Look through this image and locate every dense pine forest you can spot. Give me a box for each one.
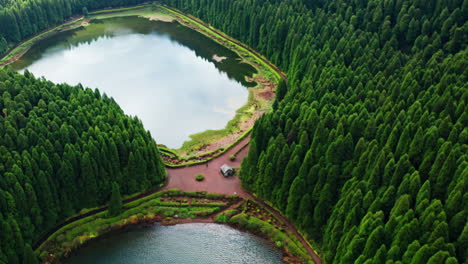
[160,0,467,263]
[0,68,166,263]
[0,0,150,56]
[0,0,467,263]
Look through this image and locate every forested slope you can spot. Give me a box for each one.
[161,0,467,263]
[0,0,149,56]
[0,0,466,263]
[0,68,166,263]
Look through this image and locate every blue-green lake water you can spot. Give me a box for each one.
[64,223,284,264]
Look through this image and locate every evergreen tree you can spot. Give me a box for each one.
[0,66,166,261]
[22,244,37,264]
[82,7,89,17]
[0,0,466,263]
[108,182,122,217]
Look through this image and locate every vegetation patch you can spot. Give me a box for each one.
[36,190,240,263]
[161,128,252,167]
[195,174,205,181]
[35,188,311,264]
[215,199,315,263]
[153,3,282,159]
[0,17,85,66]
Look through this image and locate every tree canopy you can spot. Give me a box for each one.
[160,0,467,263]
[0,0,466,263]
[0,0,149,55]
[0,67,166,263]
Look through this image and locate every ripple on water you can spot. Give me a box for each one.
[65,223,285,264]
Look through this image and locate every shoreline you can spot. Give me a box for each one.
[0,3,281,162]
[155,3,280,159]
[60,219,289,264]
[36,192,313,264]
[0,6,319,263]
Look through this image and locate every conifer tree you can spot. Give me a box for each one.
[108,182,122,217]
[22,244,37,264]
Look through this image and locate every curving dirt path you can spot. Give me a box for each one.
[254,198,322,264]
[35,135,321,263]
[164,136,322,264]
[163,136,251,197]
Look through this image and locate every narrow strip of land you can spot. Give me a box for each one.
[34,135,322,264]
[0,16,85,66]
[162,5,287,82]
[254,197,322,264]
[164,135,322,264]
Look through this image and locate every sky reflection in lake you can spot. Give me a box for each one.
[13,17,255,148]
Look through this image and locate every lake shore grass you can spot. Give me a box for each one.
[0,5,151,66]
[0,3,282,163]
[0,17,86,66]
[156,4,281,159]
[215,199,316,264]
[36,190,312,264]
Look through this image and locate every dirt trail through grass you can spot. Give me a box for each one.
[165,135,322,264]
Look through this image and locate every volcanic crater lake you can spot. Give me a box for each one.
[64,223,285,264]
[12,16,257,148]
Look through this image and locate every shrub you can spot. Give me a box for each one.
[229,155,236,161]
[194,208,217,217]
[196,174,205,181]
[215,213,229,223]
[276,241,283,248]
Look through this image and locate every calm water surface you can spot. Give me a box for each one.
[12,16,257,148]
[64,223,284,264]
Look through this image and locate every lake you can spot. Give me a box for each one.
[11,16,257,148]
[64,223,284,264]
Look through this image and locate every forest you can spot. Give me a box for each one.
[0,68,166,263]
[0,0,467,263]
[0,0,149,56]
[161,0,466,263]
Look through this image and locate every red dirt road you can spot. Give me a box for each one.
[163,136,251,197]
[163,135,322,264]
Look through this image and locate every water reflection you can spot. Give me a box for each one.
[65,223,284,264]
[12,17,257,148]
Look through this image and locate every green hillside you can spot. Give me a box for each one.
[0,68,166,263]
[0,0,466,263]
[160,0,467,263]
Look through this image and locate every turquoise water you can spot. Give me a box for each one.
[64,223,285,264]
[12,16,257,148]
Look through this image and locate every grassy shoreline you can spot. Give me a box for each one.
[155,4,280,159]
[0,17,85,66]
[0,3,281,162]
[36,190,314,264]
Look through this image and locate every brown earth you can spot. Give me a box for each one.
[163,136,251,197]
[163,135,322,264]
[258,84,275,100]
[191,111,262,155]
